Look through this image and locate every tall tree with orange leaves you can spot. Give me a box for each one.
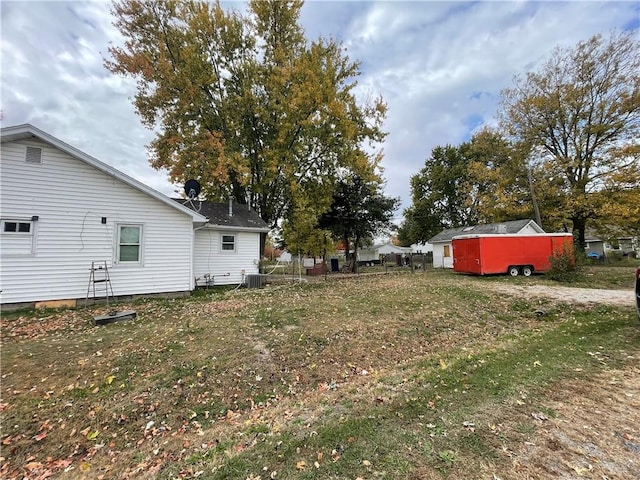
[105,0,386,229]
[499,32,640,247]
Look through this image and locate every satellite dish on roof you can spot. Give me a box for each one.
[185,179,201,199]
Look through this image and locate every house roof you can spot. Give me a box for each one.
[1,124,208,223]
[584,229,602,243]
[175,199,270,232]
[428,219,543,243]
[370,243,411,251]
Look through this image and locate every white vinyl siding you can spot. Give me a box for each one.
[0,138,195,304]
[519,223,544,235]
[432,243,454,269]
[193,229,261,285]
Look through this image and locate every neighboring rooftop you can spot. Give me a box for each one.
[428,219,543,243]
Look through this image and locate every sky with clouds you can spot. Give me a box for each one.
[2,1,638,224]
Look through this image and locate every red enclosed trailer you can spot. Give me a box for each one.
[452,233,573,276]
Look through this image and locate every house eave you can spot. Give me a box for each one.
[201,224,271,233]
[1,124,207,223]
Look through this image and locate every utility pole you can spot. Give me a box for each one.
[527,166,542,228]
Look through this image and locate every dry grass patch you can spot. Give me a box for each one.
[1,272,638,479]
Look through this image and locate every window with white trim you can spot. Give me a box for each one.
[221,234,235,252]
[2,220,32,234]
[1,219,36,255]
[117,224,143,263]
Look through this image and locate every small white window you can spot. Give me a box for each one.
[117,224,143,263]
[1,219,36,255]
[221,234,235,252]
[2,220,32,233]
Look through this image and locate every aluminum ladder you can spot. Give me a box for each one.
[86,261,114,306]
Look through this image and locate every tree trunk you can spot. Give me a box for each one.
[343,234,351,272]
[527,166,542,228]
[258,233,273,273]
[572,217,587,250]
[351,235,361,273]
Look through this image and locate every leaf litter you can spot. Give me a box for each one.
[1,272,637,479]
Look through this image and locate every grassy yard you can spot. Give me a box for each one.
[477,261,639,290]
[1,267,638,479]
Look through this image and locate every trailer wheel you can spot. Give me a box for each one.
[508,266,520,277]
[522,266,533,277]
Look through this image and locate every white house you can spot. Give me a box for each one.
[358,242,412,264]
[410,242,433,254]
[277,250,293,263]
[0,124,268,308]
[428,220,545,269]
[584,230,639,259]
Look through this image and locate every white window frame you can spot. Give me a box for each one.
[116,224,143,265]
[1,219,33,234]
[221,233,236,253]
[1,218,37,255]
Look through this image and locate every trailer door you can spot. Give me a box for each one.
[453,238,482,274]
[467,238,482,274]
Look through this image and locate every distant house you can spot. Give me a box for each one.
[358,242,412,264]
[584,231,607,258]
[585,230,639,258]
[0,124,269,308]
[428,219,545,269]
[410,242,433,254]
[278,250,293,263]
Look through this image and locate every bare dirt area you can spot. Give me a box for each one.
[488,284,635,308]
[507,365,640,480]
[483,282,639,479]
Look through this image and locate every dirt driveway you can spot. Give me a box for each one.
[508,365,640,479]
[488,284,635,308]
[483,282,639,479]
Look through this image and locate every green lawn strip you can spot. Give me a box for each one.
[194,306,638,480]
[400,306,638,475]
[476,264,638,290]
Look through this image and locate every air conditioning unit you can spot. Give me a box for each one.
[246,274,263,289]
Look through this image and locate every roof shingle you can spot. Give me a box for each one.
[173,199,270,231]
[428,219,542,243]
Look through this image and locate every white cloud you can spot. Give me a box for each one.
[1,0,637,217]
[304,1,637,215]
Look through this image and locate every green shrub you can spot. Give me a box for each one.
[548,242,582,282]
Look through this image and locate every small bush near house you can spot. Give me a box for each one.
[548,243,582,282]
